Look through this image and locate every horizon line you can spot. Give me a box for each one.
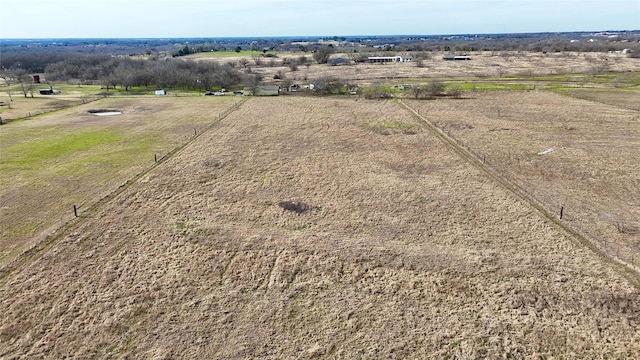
[2,29,639,42]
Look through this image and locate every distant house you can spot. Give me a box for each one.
[155,89,166,96]
[246,85,280,96]
[368,56,412,63]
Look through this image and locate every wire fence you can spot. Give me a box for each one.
[403,100,639,273]
[3,99,248,272]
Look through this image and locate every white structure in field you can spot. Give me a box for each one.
[368,56,413,63]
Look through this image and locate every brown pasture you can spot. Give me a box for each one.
[200,51,640,84]
[405,91,640,272]
[1,96,639,358]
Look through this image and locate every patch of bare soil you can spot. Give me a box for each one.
[1,97,638,358]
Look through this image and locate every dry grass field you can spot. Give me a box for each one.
[1,96,639,358]
[405,91,640,272]
[0,95,241,266]
[197,51,640,85]
[0,84,104,121]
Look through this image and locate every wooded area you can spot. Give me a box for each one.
[1,31,638,94]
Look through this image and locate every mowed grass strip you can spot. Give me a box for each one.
[1,129,123,170]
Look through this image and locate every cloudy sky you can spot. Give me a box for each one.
[1,0,638,39]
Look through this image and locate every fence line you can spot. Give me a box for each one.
[1,98,248,283]
[400,100,639,276]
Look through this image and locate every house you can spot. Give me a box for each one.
[368,56,412,63]
[245,85,280,96]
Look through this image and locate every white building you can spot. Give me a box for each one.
[368,56,413,63]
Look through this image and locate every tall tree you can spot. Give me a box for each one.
[313,46,335,64]
[14,70,35,98]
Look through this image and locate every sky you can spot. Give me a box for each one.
[1,0,638,39]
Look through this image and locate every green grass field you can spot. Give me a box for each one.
[1,130,123,171]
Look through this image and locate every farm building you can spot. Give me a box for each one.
[443,55,472,61]
[368,56,413,63]
[155,89,166,96]
[245,85,280,96]
[39,89,61,95]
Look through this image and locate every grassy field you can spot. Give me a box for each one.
[1,95,639,358]
[1,51,640,357]
[0,95,242,266]
[406,91,640,272]
[547,86,640,110]
[208,51,640,86]
[0,84,104,121]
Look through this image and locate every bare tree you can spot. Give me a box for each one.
[412,85,426,99]
[238,58,250,68]
[15,71,35,98]
[426,80,445,98]
[313,76,343,94]
[313,46,335,64]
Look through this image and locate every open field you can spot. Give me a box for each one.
[0,85,214,122]
[192,50,640,86]
[405,91,640,271]
[548,87,640,110]
[0,85,105,121]
[0,96,242,265]
[1,96,639,358]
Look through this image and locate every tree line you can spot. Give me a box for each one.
[1,53,248,95]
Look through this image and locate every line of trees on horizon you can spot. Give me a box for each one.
[1,54,250,96]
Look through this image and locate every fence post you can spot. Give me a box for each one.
[560,206,564,219]
[73,205,78,217]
